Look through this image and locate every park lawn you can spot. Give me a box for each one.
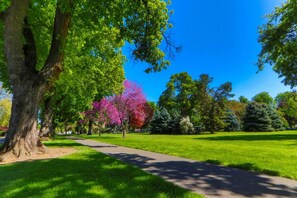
[0,138,202,198]
[80,131,297,180]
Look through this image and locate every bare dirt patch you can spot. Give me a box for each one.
[0,147,76,165]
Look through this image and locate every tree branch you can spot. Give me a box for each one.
[162,32,182,60]
[38,0,73,84]
[23,17,37,74]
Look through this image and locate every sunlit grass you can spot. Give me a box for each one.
[0,138,202,198]
[80,131,297,180]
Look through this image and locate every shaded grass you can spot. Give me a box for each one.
[0,138,202,198]
[80,131,297,180]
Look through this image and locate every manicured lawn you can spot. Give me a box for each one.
[0,138,202,198]
[80,131,297,180]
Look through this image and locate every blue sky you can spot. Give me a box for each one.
[124,0,290,102]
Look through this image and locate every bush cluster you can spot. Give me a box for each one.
[150,109,195,134]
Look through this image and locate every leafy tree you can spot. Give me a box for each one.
[226,100,247,125]
[0,0,171,160]
[276,91,297,128]
[243,102,274,132]
[252,92,275,106]
[239,96,249,104]
[158,72,195,116]
[40,47,125,137]
[0,99,11,127]
[204,82,234,133]
[224,110,240,132]
[84,99,121,136]
[109,80,147,137]
[192,74,213,123]
[257,0,297,87]
[141,101,156,130]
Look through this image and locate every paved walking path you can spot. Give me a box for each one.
[69,137,297,198]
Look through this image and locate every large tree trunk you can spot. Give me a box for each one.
[0,0,73,162]
[40,97,55,138]
[0,81,47,161]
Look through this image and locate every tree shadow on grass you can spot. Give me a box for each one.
[108,153,297,198]
[43,142,84,147]
[197,133,297,141]
[0,150,198,198]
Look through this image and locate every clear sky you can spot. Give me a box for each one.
[124,0,291,102]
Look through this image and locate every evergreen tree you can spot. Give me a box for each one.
[264,105,285,131]
[150,108,171,134]
[243,102,274,132]
[167,110,181,134]
[224,110,240,132]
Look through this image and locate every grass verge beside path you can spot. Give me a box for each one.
[0,137,202,198]
[80,131,297,180]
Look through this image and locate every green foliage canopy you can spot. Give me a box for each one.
[0,0,172,89]
[252,92,275,106]
[258,0,297,87]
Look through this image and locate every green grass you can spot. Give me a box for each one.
[0,138,202,198]
[80,131,297,180]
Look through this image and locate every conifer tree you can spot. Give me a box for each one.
[243,102,274,132]
[224,110,240,132]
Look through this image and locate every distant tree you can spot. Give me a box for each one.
[150,108,172,134]
[167,110,182,134]
[0,99,11,127]
[264,105,284,131]
[226,100,247,125]
[239,96,249,104]
[276,91,297,128]
[258,1,297,87]
[193,74,213,120]
[224,110,240,132]
[204,82,234,133]
[84,99,121,135]
[252,92,275,106]
[179,116,194,134]
[141,102,156,130]
[158,72,195,116]
[243,102,274,132]
[110,80,147,137]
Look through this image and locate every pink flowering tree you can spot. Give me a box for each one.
[110,80,147,137]
[82,80,148,137]
[84,99,120,135]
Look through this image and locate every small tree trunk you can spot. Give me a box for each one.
[40,97,54,138]
[122,121,128,138]
[87,120,93,135]
[0,82,47,161]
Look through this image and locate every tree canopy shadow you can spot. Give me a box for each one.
[108,153,297,198]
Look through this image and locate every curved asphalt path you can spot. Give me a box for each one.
[69,137,297,198]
